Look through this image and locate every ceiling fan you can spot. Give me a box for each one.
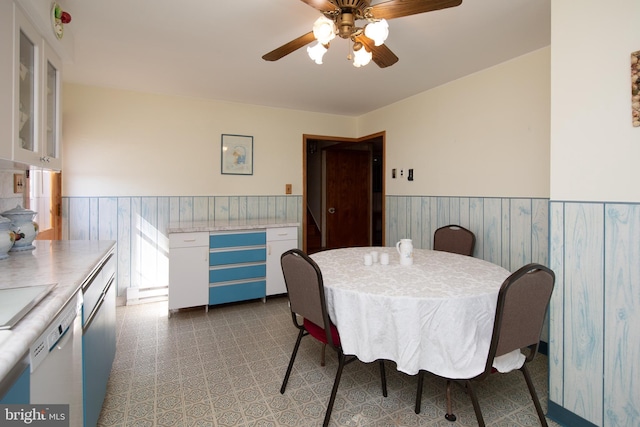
[262,0,463,68]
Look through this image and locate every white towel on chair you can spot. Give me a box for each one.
[492,350,526,373]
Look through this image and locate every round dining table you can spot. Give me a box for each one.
[311,247,516,379]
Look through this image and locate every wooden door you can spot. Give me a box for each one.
[325,149,371,249]
[33,171,62,240]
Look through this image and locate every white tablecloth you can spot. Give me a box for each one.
[311,247,514,378]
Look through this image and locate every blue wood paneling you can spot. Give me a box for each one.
[483,198,502,264]
[563,203,603,425]
[383,196,549,272]
[603,204,640,427]
[550,200,640,427]
[64,195,302,297]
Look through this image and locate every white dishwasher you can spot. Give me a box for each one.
[30,291,83,426]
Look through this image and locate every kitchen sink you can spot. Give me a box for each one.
[0,284,57,330]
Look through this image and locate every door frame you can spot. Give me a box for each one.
[302,131,386,252]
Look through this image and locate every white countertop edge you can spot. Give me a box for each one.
[167,220,300,233]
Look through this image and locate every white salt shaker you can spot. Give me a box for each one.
[364,254,373,266]
[380,253,389,265]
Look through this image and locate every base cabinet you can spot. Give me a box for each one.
[82,252,117,427]
[266,227,298,295]
[168,232,209,311]
[0,359,29,404]
[168,226,298,312]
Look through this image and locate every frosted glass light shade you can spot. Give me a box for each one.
[352,45,372,67]
[312,16,336,45]
[364,19,389,46]
[307,42,328,64]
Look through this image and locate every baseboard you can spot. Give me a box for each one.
[538,340,548,355]
[547,401,599,427]
[126,287,168,305]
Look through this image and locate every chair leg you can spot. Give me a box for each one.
[521,364,549,427]
[466,381,485,427]
[321,343,326,366]
[280,329,305,394]
[323,352,347,427]
[444,380,457,421]
[379,360,387,397]
[415,371,425,414]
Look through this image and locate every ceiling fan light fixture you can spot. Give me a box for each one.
[364,19,389,46]
[352,43,372,67]
[307,41,328,64]
[312,16,336,45]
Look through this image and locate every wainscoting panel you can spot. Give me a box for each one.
[564,203,604,425]
[63,195,303,297]
[549,201,640,427]
[603,204,640,427]
[385,196,549,272]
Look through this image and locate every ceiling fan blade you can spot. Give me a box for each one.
[370,0,462,20]
[262,32,317,61]
[298,0,339,13]
[356,35,399,68]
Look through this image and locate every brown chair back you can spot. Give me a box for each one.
[280,249,336,348]
[483,263,555,376]
[433,225,476,256]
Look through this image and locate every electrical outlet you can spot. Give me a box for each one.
[285,184,292,194]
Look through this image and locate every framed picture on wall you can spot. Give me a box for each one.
[221,134,253,175]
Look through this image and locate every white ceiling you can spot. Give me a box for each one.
[61,0,550,117]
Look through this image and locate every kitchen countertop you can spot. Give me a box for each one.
[0,240,116,382]
[167,218,299,233]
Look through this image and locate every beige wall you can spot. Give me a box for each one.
[358,48,551,198]
[62,84,357,197]
[550,1,640,203]
[63,48,550,200]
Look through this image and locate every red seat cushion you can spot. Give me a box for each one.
[304,318,341,347]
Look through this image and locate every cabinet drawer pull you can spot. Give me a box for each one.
[183,239,197,242]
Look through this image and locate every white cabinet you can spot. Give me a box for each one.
[168,232,209,312]
[0,4,62,169]
[266,227,298,295]
[11,7,62,170]
[0,2,13,161]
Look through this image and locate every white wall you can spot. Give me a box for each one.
[547,1,640,425]
[550,1,640,203]
[62,84,357,197]
[358,48,551,198]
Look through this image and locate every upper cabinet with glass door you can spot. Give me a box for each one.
[12,6,62,170]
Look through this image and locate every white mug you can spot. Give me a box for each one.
[370,251,379,263]
[364,254,373,266]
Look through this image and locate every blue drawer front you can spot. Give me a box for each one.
[209,264,266,283]
[210,232,266,249]
[210,248,266,266]
[209,281,266,305]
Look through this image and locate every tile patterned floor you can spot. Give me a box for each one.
[98,297,562,427]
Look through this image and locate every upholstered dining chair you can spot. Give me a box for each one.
[415,263,555,427]
[433,224,476,256]
[280,249,388,427]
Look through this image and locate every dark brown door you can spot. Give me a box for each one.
[325,149,371,248]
